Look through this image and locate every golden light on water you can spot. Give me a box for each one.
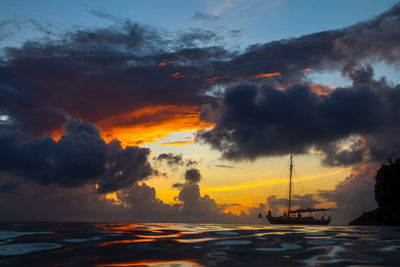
[97,259,201,267]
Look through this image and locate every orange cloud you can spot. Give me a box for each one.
[160,140,195,146]
[310,84,333,95]
[205,72,281,83]
[159,60,180,66]
[247,72,281,79]
[302,67,312,72]
[278,82,334,95]
[221,204,243,216]
[205,75,237,83]
[97,105,213,147]
[171,72,184,79]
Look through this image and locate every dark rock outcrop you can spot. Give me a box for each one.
[349,158,400,225]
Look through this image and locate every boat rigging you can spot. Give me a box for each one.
[259,154,332,225]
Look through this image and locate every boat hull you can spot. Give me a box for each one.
[266,216,331,225]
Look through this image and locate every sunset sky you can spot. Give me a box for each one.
[1,0,400,224]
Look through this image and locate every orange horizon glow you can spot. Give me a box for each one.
[150,166,347,214]
[202,169,346,193]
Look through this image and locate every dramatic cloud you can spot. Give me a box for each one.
[318,161,379,224]
[1,3,400,223]
[155,153,198,167]
[0,21,228,139]
[0,118,153,193]
[197,68,400,165]
[217,4,400,84]
[2,3,399,144]
[195,3,400,165]
[156,153,184,166]
[0,177,254,223]
[184,168,202,184]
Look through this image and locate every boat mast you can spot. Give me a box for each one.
[288,154,293,216]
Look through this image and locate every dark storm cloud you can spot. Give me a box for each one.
[0,118,153,193]
[155,153,198,167]
[185,159,198,167]
[0,20,231,135]
[197,64,400,164]
[172,168,202,189]
[316,139,366,167]
[193,11,220,21]
[156,153,184,166]
[207,3,400,86]
[2,3,400,138]
[184,168,202,184]
[0,180,253,223]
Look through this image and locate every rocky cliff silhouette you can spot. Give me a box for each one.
[349,158,400,225]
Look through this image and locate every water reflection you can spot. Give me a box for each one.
[100,239,157,246]
[96,259,201,267]
[0,222,399,266]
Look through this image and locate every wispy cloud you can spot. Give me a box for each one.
[193,11,220,21]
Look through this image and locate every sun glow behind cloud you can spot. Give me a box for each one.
[95,105,213,147]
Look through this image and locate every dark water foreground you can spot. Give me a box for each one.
[0,222,400,266]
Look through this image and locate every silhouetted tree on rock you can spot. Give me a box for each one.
[349,158,400,225]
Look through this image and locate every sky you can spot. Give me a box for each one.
[1,0,400,224]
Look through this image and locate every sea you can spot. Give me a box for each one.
[0,222,399,266]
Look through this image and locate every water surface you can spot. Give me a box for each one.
[0,222,399,266]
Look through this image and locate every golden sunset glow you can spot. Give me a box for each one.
[97,105,213,146]
[104,192,123,205]
[202,169,346,193]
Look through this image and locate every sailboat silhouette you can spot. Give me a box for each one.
[261,155,331,225]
